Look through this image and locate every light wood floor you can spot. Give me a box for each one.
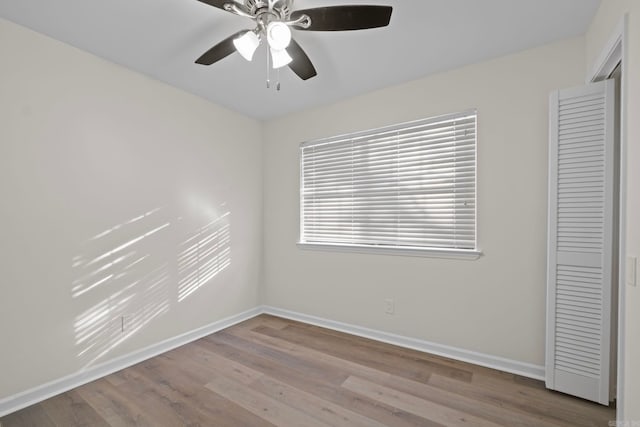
[1,314,615,426]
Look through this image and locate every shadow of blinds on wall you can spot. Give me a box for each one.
[299,110,476,253]
[546,80,615,405]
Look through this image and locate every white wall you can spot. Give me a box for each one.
[263,37,586,367]
[586,0,640,420]
[0,18,262,399]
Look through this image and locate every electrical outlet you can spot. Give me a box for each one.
[384,299,395,315]
[120,315,132,332]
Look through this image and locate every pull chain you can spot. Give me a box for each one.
[277,67,281,91]
[266,44,271,88]
[265,43,282,91]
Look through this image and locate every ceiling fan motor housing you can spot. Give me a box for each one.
[246,0,292,20]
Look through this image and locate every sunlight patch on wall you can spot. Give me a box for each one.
[71,208,171,368]
[178,211,231,302]
[71,208,168,298]
[73,263,169,368]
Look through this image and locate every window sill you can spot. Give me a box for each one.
[296,242,483,260]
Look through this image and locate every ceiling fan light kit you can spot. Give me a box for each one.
[194,0,393,86]
[232,30,261,61]
[266,21,292,51]
[270,47,293,68]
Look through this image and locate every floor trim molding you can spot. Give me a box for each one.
[0,307,262,418]
[261,305,546,381]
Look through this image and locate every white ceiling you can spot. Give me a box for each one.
[0,0,600,120]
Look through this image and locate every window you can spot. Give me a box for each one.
[299,110,478,257]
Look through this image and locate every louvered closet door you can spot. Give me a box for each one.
[546,80,615,405]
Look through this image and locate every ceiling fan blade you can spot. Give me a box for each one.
[287,39,317,80]
[291,5,392,31]
[195,31,247,65]
[195,0,230,12]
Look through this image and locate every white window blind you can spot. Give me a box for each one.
[299,110,477,253]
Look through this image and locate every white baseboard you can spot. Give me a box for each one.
[261,305,546,381]
[1,304,546,418]
[0,307,262,418]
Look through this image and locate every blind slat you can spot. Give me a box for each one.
[300,110,477,251]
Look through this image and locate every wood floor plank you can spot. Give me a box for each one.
[229,326,564,427]
[343,375,502,427]
[374,373,563,427]
[229,324,390,381]
[101,365,211,427]
[173,343,268,387]
[40,390,110,427]
[236,314,290,330]
[163,341,265,386]
[253,375,389,427]
[198,329,439,427]
[255,323,473,382]
[134,351,277,427]
[75,379,157,427]
[205,374,332,427]
[101,373,195,426]
[194,347,389,427]
[108,366,212,426]
[1,314,615,427]
[429,373,612,427]
[0,404,56,427]
[284,320,486,375]
[208,331,351,386]
[471,371,614,418]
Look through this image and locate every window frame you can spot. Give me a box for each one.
[297,110,482,260]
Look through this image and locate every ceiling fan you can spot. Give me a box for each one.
[194,0,393,81]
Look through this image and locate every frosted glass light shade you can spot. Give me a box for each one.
[233,31,260,61]
[266,22,291,51]
[270,48,292,69]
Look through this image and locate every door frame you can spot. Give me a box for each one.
[587,14,628,421]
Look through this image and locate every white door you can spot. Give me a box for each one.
[546,80,615,405]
